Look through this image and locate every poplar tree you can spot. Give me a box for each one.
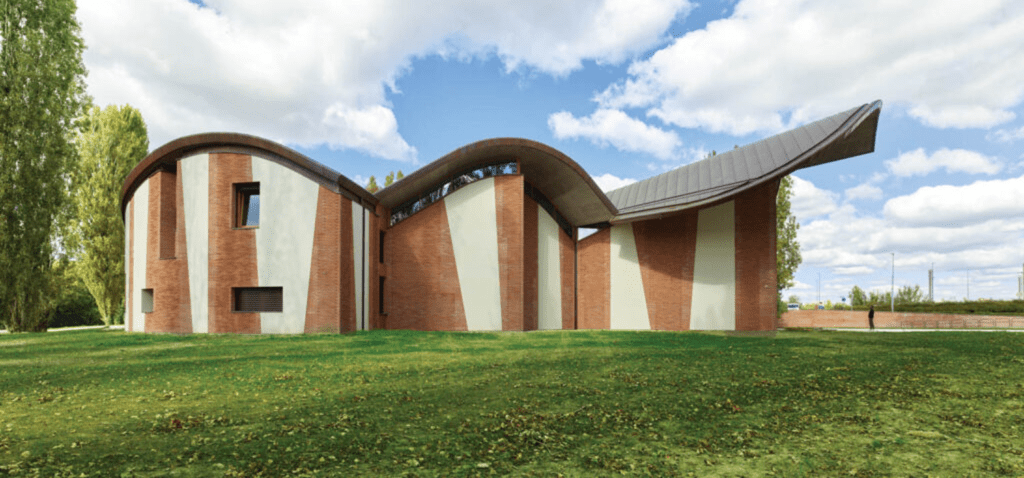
[65,105,149,326]
[0,0,89,331]
[776,175,801,293]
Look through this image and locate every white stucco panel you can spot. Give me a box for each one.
[352,205,370,331]
[180,154,209,333]
[537,207,563,330]
[444,178,503,331]
[690,201,736,330]
[610,223,650,330]
[131,179,149,332]
[123,199,131,330]
[251,157,319,334]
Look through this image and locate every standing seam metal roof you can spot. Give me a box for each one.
[606,100,881,223]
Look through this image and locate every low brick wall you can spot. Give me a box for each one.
[779,309,1024,329]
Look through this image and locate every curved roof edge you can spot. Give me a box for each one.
[609,100,882,224]
[120,133,377,219]
[375,138,617,227]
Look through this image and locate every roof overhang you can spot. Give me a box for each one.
[609,100,882,223]
[120,133,377,220]
[375,138,617,227]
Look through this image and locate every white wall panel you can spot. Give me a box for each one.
[352,205,370,330]
[537,207,562,330]
[690,201,736,330]
[180,154,209,333]
[251,157,319,334]
[444,178,502,331]
[124,199,131,331]
[131,179,149,332]
[610,223,650,330]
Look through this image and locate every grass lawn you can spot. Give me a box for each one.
[1,329,1022,477]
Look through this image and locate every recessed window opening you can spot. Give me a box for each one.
[379,231,385,263]
[235,183,260,227]
[141,289,154,314]
[233,287,282,313]
[390,161,517,226]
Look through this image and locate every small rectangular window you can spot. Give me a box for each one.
[233,287,282,313]
[379,230,385,263]
[235,183,260,227]
[141,289,154,314]
[378,276,385,313]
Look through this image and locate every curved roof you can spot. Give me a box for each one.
[120,133,377,218]
[375,138,617,227]
[606,100,882,223]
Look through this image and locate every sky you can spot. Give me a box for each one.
[77,0,1024,304]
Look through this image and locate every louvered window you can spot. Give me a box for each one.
[233,287,283,313]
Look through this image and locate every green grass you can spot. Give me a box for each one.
[1,329,1022,477]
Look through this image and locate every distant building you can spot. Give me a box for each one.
[120,101,881,333]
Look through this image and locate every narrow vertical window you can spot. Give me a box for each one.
[379,230,385,263]
[235,183,260,227]
[141,289,154,313]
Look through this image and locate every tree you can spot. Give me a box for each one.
[776,175,801,293]
[849,285,867,306]
[64,105,149,326]
[0,0,89,332]
[366,176,379,193]
[895,285,924,305]
[396,170,404,181]
[787,295,800,304]
[384,171,394,187]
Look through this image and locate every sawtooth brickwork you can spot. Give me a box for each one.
[523,197,539,331]
[304,187,348,333]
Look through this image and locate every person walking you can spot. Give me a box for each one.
[868,305,875,330]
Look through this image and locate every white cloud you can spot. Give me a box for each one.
[591,173,638,192]
[548,109,683,160]
[844,183,882,201]
[789,175,838,219]
[885,148,1002,177]
[596,0,1024,135]
[78,0,693,158]
[988,125,1024,143]
[883,175,1024,226]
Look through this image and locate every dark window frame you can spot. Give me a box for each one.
[232,287,283,313]
[235,182,260,228]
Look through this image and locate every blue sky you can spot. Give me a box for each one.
[78,0,1024,303]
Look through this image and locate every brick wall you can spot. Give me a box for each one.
[523,197,539,331]
[495,176,524,331]
[304,187,348,333]
[577,228,610,329]
[633,212,697,331]
[208,153,261,333]
[145,169,192,333]
[560,225,575,330]
[780,309,1024,328]
[734,180,779,331]
[385,196,467,330]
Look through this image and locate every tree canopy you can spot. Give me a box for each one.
[0,0,89,331]
[65,104,149,326]
[776,175,801,293]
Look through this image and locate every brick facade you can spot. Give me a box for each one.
[208,153,261,333]
[633,212,697,331]
[385,196,467,330]
[559,226,575,330]
[523,198,539,331]
[304,187,348,333]
[734,180,779,331]
[495,176,525,331]
[577,228,611,329]
[144,169,192,333]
